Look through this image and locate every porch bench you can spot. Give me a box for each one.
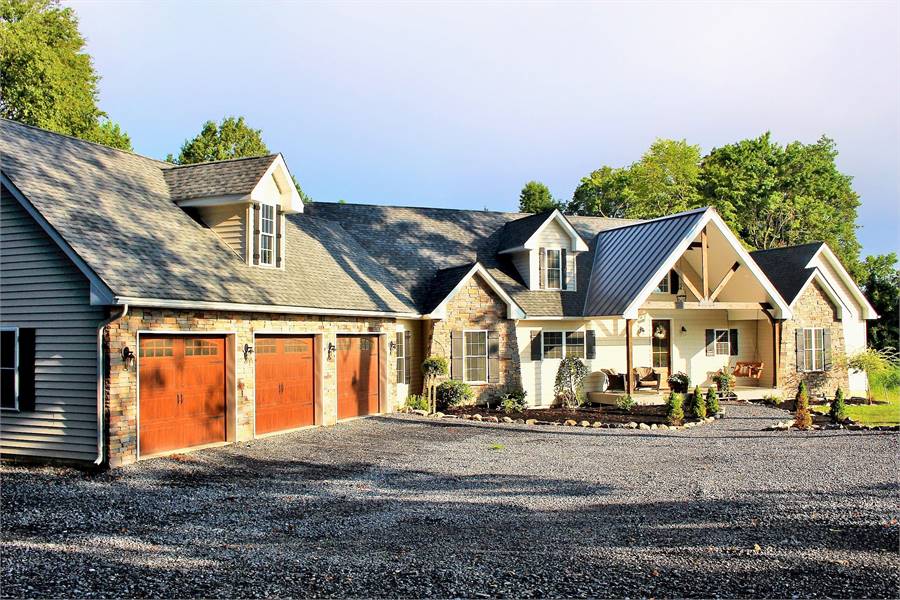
[732,362,764,380]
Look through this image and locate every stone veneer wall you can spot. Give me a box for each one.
[780,281,848,399]
[105,308,399,467]
[425,274,521,400]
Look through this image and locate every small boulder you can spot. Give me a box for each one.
[626,422,638,429]
[592,421,603,428]
[501,416,513,423]
[564,419,578,427]
[514,419,525,424]
[485,416,499,423]
[525,418,538,425]
[639,423,651,430]
[580,420,591,427]
[431,412,445,418]
[471,414,483,422]
[658,424,669,430]
[650,424,658,430]
[412,409,429,416]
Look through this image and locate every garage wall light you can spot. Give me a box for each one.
[121,346,135,370]
[327,342,336,361]
[243,343,254,361]
[389,340,397,355]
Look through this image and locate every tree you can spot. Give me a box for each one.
[829,387,847,422]
[567,166,632,217]
[627,139,702,218]
[168,116,269,165]
[700,133,862,277]
[859,253,899,351]
[794,381,812,430]
[0,0,131,150]
[518,180,561,213]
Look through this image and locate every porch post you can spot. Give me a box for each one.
[772,320,781,389]
[625,318,634,394]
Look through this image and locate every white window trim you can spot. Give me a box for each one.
[463,329,489,384]
[1,327,19,412]
[541,329,586,360]
[714,328,730,356]
[655,272,670,294]
[259,203,276,267]
[800,327,826,372]
[544,248,562,290]
[396,331,407,385]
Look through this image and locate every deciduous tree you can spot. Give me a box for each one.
[518,180,561,213]
[859,253,899,351]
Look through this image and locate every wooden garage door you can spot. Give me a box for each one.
[337,335,380,419]
[139,336,226,456]
[255,336,315,435]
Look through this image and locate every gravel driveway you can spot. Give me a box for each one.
[2,403,898,598]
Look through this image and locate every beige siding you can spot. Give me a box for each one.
[0,186,105,462]
[535,219,571,247]
[510,251,531,288]
[198,204,247,260]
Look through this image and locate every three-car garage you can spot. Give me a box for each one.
[137,332,383,458]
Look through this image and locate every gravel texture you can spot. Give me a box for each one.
[2,403,898,598]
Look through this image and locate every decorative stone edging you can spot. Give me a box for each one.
[766,419,899,432]
[405,409,723,431]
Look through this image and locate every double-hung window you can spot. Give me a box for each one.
[800,328,827,372]
[542,330,585,359]
[396,331,407,384]
[464,331,488,382]
[259,204,275,266]
[714,329,730,356]
[1,328,18,411]
[545,249,562,289]
[655,274,669,293]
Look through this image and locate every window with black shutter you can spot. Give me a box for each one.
[1,329,17,410]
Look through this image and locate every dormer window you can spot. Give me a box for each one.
[259,204,275,266]
[545,249,562,289]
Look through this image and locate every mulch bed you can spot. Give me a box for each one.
[446,404,669,425]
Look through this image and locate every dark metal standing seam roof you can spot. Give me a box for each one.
[583,208,709,316]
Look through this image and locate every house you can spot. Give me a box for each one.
[0,120,877,467]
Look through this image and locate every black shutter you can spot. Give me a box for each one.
[488,331,500,384]
[404,330,412,383]
[586,330,596,360]
[252,204,261,265]
[823,328,832,371]
[531,331,542,361]
[705,329,715,357]
[450,331,463,379]
[670,270,679,295]
[275,207,283,268]
[18,328,36,412]
[560,249,568,290]
[729,329,739,356]
[538,248,546,289]
[795,329,806,372]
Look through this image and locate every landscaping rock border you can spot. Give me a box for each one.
[766,418,899,432]
[407,409,724,431]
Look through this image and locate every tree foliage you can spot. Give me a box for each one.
[794,381,812,430]
[0,0,131,150]
[518,180,562,213]
[553,357,589,407]
[859,253,899,351]
[567,132,865,279]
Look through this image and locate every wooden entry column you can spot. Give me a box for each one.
[625,318,634,394]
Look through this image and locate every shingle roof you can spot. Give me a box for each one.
[750,243,823,305]
[306,202,632,316]
[0,119,415,314]
[422,263,477,314]
[496,211,553,251]
[163,154,278,201]
[583,208,708,316]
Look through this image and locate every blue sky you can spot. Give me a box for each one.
[70,1,898,258]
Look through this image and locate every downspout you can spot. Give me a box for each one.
[95,304,128,466]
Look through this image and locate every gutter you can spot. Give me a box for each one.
[95,304,128,466]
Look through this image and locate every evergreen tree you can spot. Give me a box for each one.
[794,381,812,430]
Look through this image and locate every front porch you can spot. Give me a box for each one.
[589,386,778,406]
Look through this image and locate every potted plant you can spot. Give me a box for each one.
[667,372,690,394]
[713,369,735,395]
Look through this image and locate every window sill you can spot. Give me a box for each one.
[0,407,20,413]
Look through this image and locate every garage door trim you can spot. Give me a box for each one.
[135,330,237,460]
[252,332,323,438]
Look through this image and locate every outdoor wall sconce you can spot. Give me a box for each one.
[327,342,336,361]
[389,340,397,355]
[676,289,687,307]
[243,343,254,361]
[637,326,645,335]
[681,326,688,335]
[121,346,135,370]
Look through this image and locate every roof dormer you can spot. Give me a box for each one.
[163,153,303,268]
[497,209,588,291]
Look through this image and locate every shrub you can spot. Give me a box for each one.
[499,388,528,414]
[668,372,690,394]
[762,394,781,406]
[829,387,848,422]
[616,394,636,413]
[405,394,429,412]
[713,369,735,393]
[554,357,589,408]
[688,385,706,419]
[436,380,473,410]
[666,392,684,426]
[794,380,812,430]
[422,356,449,379]
[705,386,719,416]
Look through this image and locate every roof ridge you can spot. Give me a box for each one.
[594,206,710,235]
[0,117,173,167]
[163,153,280,170]
[750,241,824,255]
[312,201,638,223]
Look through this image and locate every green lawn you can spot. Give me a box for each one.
[813,372,900,426]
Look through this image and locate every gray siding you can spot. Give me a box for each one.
[199,204,248,261]
[1,185,104,462]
